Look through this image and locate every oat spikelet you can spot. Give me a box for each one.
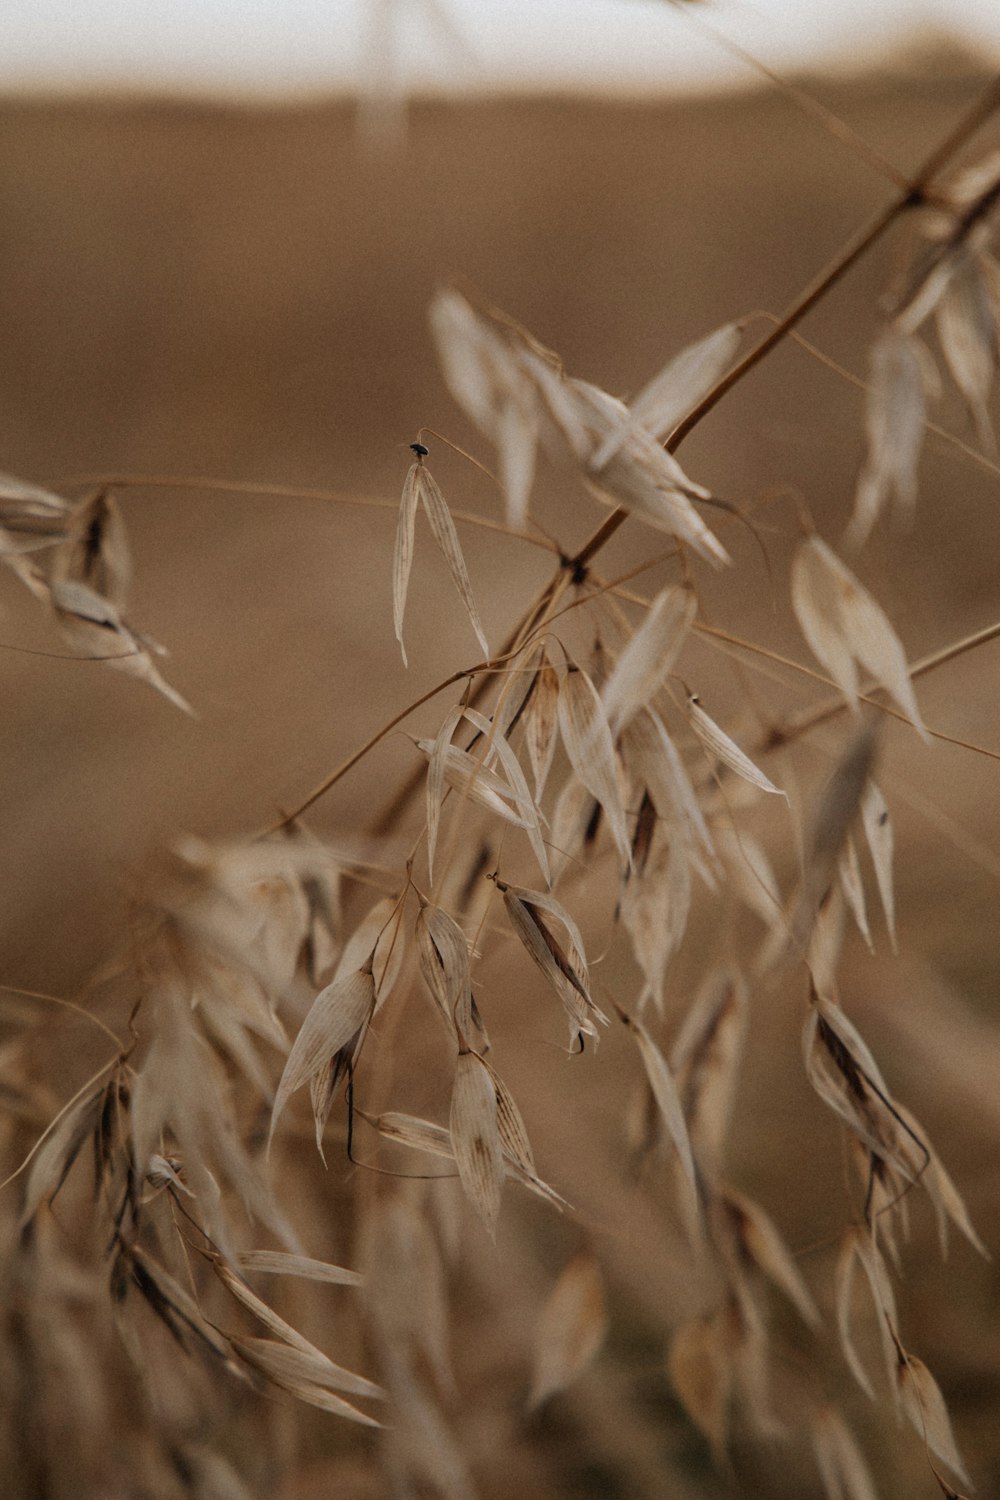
[860,779,896,950]
[936,247,999,451]
[415,460,489,658]
[717,1188,819,1328]
[523,654,561,801]
[804,999,923,1183]
[55,487,131,606]
[416,901,473,1037]
[808,723,879,931]
[811,1406,879,1500]
[429,286,538,526]
[558,660,631,865]
[462,706,550,883]
[393,460,421,665]
[423,702,464,882]
[483,1059,535,1176]
[374,1110,567,1210]
[449,1048,504,1238]
[619,823,692,1009]
[528,1252,607,1410]
[848,327,929,550]
[235,1250,363,1287]
[687,695,785,797]
[496,876,607,1047]
[393,454,489,665]
[600,585,695,736]
[617,1005,697,1197]
[834,1226,899,1399]
[229,1338,382,1425]
[625,320,743,447]
[791,536,927,737]
[567,378,731,566]
[268,965,376,1152]
[230,1332,381,1406]
[672,967,748,1178]
[417,731,537,880]
[838,835,873,950]
[667,1311,733,1463]
[48,577,194,714]
[18,1083,105,1228]
[897,1351,972,1490]
[0,469,71,554]
[213,1256,382,1405]
[620,707,714,858]
[713,826,782,929]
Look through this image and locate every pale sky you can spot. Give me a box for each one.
[3,0,999,97]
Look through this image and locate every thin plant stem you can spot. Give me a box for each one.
[286,565,1000,840]
[50,472,557,553]
[368,565,575,838]
[569,74,1000,574]
[765,618,1000,750]
[0,983,124,1050]
[265,667,475,833]
[784,324,1000,482]
[662,0,912,191]
[0,1056,118,1197]
[244,82,1000,853]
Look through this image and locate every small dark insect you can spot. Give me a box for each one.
[410,441,429,457]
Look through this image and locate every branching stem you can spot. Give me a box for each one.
[268,78,1000,830]
[569,73,1000,573]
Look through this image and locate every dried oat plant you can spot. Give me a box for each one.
[2,55,1000,1500]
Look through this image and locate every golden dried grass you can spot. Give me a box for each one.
[1,60,1000,1500]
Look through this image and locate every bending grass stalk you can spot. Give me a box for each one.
[266,81,1000,836]
[784,326,1000,483]
[570,73,1000,575]
[663,0,912,192]
[279,575,1000,844]
[0,983,124,1050]
[51,473,556,554]
[266,606,569,835]
[368,566,576,839]
[0,1055,119,1197]
[763,619,1000,756]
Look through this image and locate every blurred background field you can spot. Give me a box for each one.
[1,31,999,1500]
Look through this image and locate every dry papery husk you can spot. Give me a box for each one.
[429,287,733,565]
[528,1251,608,1410]
[393,456,489,667]
[449,1047,504,1239]
[792,536,928,740]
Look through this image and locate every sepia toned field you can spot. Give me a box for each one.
[1,60,999,1500]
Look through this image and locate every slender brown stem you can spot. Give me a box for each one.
[266,668,472,833]
[765,619,1000,749]
[50,472,555,552]
[569,206,901,573]
[273,79,1000,832]
[663,0,912,191]
[0,983,124,1050]
[784,326,1000,482]
[269,566,578,835]
[368,566,575,837]
[568,73,1000,574]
